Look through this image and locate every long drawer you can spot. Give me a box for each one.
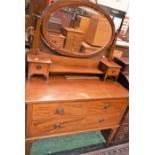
[31,112,121,137]
[33,101,88,122]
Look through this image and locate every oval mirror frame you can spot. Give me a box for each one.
[41,0,115,58]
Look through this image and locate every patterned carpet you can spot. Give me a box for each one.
[80,143,129,155]
[30,131,106,155]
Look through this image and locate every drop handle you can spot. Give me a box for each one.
[99,118,104,123]
[104,104,111,109]
[36,64,42,70]
[56,108,64,114]
[54,123,61,129]
[111,70,116,74]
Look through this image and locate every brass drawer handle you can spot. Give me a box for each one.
[52,40,57,43]
[104,104,111,109]
[56,108,64,114]
[99,118,104,123]
[54,123,61,129]
[111,70,116,74]
[36,64,42,70]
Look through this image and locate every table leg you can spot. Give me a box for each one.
[107,128,118,146]
[26,140,32,155]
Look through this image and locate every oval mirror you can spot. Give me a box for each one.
[41,0,115,58]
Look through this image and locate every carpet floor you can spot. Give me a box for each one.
[81,143,129,155]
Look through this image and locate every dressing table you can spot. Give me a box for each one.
[26,1,129,154]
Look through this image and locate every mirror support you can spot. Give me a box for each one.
[108,33,118,61]
[30,15,41,54]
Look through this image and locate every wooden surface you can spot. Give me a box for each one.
[30,52,104,75]
[99,59,121,81]
[27,53,52,64]
[115,45,129,58]
[74,15,90,36]
[63,27,84,52]
[85,15,112,47]
[101,59,121,68]
[48,33,65,48]
[114,57,129,65]
[26,76,128,103]
[50,65,103,74]
[114,57,129,75]
[81,42,101,53]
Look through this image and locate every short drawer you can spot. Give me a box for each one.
[32,101,88,122]
[29,63,49,74]
[31,118,83,137]
[107,68,120,76]
[82,113,121,130]
[88,99,128,115]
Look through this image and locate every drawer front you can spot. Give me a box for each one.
[31,113,120,137]
[31,118,83,137]
[50,37,65,46]
[30,99,128,138]
[82,113,121,130]
[32,102,88,122]
[88,99,127,115]
[29,63,49,74]
[107,68,120,76]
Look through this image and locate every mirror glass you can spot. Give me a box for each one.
[46,5,113,56]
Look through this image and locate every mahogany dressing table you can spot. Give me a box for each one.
[25,1,129,154]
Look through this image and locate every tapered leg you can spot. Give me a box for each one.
[26,140,32,155]
[106,128,118,146]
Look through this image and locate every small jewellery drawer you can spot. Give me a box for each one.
[32,101,88,122]
[88,99,127,115]
[29,63,49,74]
[107,68,120,76]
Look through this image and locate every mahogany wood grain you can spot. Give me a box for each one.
[32,101,88,121]
[62,27,84,52]
[81,42,101,53]
[50,65,103,74]
[31,112,121,137]
[85,15,112,47]
[114,57,129,75]
[26,104,33,138]
[26,125,119,141]
[100,59,121,81]
[25,140,33,155]
[48,32,65,48]
[108,33,118,61]
[74,15,90,37]
[31,16,41,54]
[26,76,128,103]
[27,54,52,80]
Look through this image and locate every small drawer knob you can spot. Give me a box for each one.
[52,40,57,43]
[54,123,61,129]
[112,70,115,74]
[99,118,104,123]
[36,64,42,70]
[104,104,111,109]
[56,108,64,114]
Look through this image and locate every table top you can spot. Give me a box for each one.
[26,75,129,103]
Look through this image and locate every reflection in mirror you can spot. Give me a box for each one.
[47,5,113,56]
